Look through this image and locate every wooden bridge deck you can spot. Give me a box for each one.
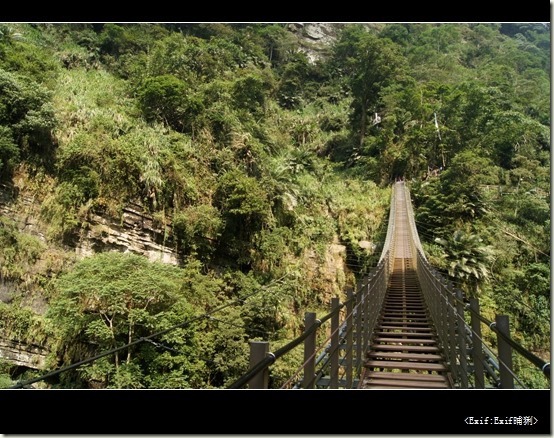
[358,183,452,389]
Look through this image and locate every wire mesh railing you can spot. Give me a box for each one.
[228,255,390,389]
[402,182,550,389]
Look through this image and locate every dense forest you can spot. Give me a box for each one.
[0,22,549,389]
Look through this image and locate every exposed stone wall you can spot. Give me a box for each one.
[286,23,384,64]
[287,23,343,64]
[0,183,180,266]
[76,204,179,266]
[0,337,49,370]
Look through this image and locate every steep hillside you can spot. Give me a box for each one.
[0,22,549,389]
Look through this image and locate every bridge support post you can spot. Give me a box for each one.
[436,279,448,360]
[330,297,340,389]
[431,271,443,347]
[248,341,269,389]
[345,287,354,388]
[469,299,485,388]
[363,278,371,353]
[446,288,459,385]
[455,289,468,388]
[355,284,363,376]
[302,312,317,389]
[495,315,514,389]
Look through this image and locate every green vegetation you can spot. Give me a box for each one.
[0,23,549,388]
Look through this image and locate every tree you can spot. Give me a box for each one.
[172,204,223,262]
[137,74,202,133]
[98,23,169,60]
[481,110,549,168]
[214,169,272,266]
[276,52,315,109]
[439,150,500,222]
[332,25,406,147]
[47,253,206,388]
[0,68,55,167]
[232,73,268,114]
[0,126,19,178]
[435,230,495,298]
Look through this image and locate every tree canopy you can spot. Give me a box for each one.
[0,22,548,389]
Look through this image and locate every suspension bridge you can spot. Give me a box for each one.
[4,181,550,389]
[229,181,550,390]
[3,180,551,435]
[5,180,549,391]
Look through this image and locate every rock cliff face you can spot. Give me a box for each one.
[286,23,385,63]
[0,179,180,317]
[0,182,179,271]
[75,204,179,266]
[0,183,44,241]
[0,337,49,370]
[286,23,344,63]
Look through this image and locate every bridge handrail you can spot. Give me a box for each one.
[229,181,550,389]
[228,254,390,389]
[379,184,396,268]
[418,247,550,384]
[230,295,358,388]
[403,182,426,261]
[401,182,550,386]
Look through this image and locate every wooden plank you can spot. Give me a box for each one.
[363,371,448,381]
[384,293,422,297]
[382,308,425,311]
[381,315,429,320]
[374,331,435,337]
[367,351,443,361]
[382,309,427,314]
[378,325,433,332]
[379,320,431,325]
[383,304,426,308]
[373,337,438,344]
[370,344,440,353]
[364,360,446,371]
[362,380,450,389]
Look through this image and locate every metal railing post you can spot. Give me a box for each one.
[363,278,371,353]
[345,287,354,388]
[436,279,446,366]
[469,298,485,388]
[330,297,340,389]
[302,312,317,389]
[496,315,514,389]
[356,285,363,375]
[431,271,441,340]
[447,290,459,385]
[248,341,269,389]
[455,289,468,388]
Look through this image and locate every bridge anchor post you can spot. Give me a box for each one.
[302,312,317,389]
[469,299,485,388]
[495,315,514,389]
[247,341,269,389]
[345,287,354,388]
[330,297,340,389]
